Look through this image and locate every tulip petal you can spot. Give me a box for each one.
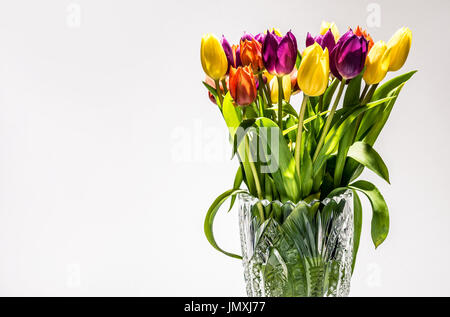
[321,29,336,53]
[329,46,342,80]
[262,31,279,74]
[306,32,315,47]
[276,35,296,75]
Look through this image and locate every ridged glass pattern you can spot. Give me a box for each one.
[238,191,353,297]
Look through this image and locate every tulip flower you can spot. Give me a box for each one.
[387,27,412,71]
[231,45,242,68]
[240,38,264,73]
[229,66,257,106]
[363,41,391,85]
[221,35,233,73]
[330,29,368,80]
[262,30,298,76]
[270,75,292,103]
[354,26,374,52]
[306,29,336,54]
[201,33,228,80]
[320,21,340,42]
[223,42,242,70]
[297,43,330,97]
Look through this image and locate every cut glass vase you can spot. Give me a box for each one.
[238,190,353,297]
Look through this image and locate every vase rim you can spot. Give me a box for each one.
[237,189,352,208]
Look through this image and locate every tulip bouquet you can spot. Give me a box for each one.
[201,22,415,296]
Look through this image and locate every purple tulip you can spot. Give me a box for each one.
[306,29,336,54]
[221,35,233,73]
[241,32,254,42]
[254,33,265,44]
[262,30,297,76]
[330,29,368,80]
[235,46,242,68]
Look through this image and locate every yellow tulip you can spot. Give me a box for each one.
[364,41,391,85]
[270,75,291,104]
[200,33,228,80]
[264,71,274,84]
[387,27,412,71]
[320,21,340,42]
[297,43,329,97]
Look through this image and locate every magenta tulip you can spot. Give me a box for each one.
[330,29,368,80]
[262,30,297,76]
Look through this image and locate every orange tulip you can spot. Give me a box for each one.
[240,39,264,73]
[229,66,257,106]
[355,26,374,52]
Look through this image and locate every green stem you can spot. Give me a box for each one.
[317,94,324,113]
[258,73,271,108]
[353,83,378,141]
[263,78,272,105]
[312,79,346,162]
[361,84,378,105]
[257,73,266,116]
[277,76,284,128]
[360,83,369,102]
[221,78,228,95]
[214,79,224,108]
[294,95,309,179]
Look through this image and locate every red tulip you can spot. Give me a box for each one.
[229,66,257,106]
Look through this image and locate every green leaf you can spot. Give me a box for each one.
[363,85,404,146]
[283,101,299,118]
[372,70,417,101]
[231,118,256,159]
[222,94,257,195]
[351,190,362,273]
[323,78,339,111]
[204,188,247,259]
[228,167,243,212]
[282,110,330,136]
[349,180,389,248]
[347,141,390,183]
[343,72,363,107]
[313,98,391,177]
[300,136,313,198]
[333,121,357,187]
[254,117,300,202]
[267,101,298,119]
[343,86,405,186]
[203,81,218,97]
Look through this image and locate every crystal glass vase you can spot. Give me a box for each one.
[238,190,354,297]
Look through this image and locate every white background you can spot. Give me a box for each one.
[0,0,449,296]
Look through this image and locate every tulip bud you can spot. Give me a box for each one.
[200,33,228,80]
[297,43,329,96]
[262,30,298,76]
[240,38,264,73]
[387,27,412,71]
[330,29,368,80]
[231,45,242,68]
[363,41,391,85]
[306,29,336,54]
[229,66,257,106]
[320,21,340,42]
[221,35,233,73]
[270,75,292,104]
